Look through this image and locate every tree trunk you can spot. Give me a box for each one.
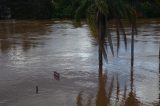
[97,11,106,72]
[131,25,134,67]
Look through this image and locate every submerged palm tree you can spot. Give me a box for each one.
[75,0,137,70]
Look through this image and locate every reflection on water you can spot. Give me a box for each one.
[0,20,159,106]
[77,91,83,106]
[76,68,141,106]
[96,70,114,106]
[124,68,140,106]
[0,20,53,52]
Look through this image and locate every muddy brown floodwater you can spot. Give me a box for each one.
[0,19,159,106]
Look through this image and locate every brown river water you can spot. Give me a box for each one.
[0,19,159,106]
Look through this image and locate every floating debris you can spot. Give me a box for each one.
[36,86,38,94]
[54,71,60,80]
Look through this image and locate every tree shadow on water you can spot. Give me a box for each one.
[123,68,140,106]
[76,67,142,106]
[96,69,114,106]
[76,68,114,106]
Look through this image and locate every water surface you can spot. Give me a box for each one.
[0,20,159,106]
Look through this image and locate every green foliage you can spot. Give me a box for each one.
[3,0,160,19]
[6,0,54,19]
[140,1,160,18]
[52,0,84,19]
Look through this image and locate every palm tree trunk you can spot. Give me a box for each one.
[131,25,134,67]
[97,11,106,72]
[131,0,137,68]
[99,45,103,71]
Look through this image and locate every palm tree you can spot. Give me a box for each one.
[75,0,137,70]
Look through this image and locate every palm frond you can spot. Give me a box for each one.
[108,76,114,100]
[106,21,114,56]
[118,20,127,50]
[74,0,137,66]
[116,75,120,101]
[74,0,88,22]
[102,44,108,63]
[87,11,98,40]
[95,0,109,15]
[115,20,120,56]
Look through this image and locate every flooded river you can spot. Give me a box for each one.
[0,20,159,106]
